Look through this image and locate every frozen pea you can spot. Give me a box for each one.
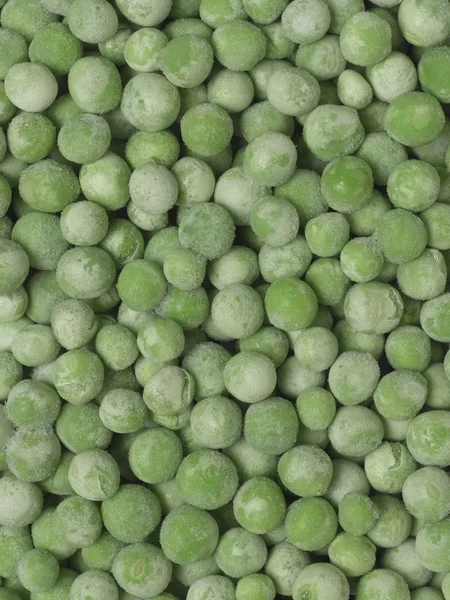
[398,0,450,47]
[6,380,60,428]
[126,131,180,171]
[161,35,213,88]
[367,495,411,548]
[237,326,289,368]
[31,507,77,560]
[244,397,299,455]
[95,324,139,371]
[112,543,172,599]
[176,449,238,510]
[414,122,450,169]
[182,342,230,399]
[292,563,349,600]
[403,466,450,522]
[6,427,61,483]
[365,441,417,494]
[127,202,169,232]
[421,203,450,250]
[144,365,194,416]
[304,258,350,306]
[55,495,102,549]
[417,519,450,573]
[374,370,427,421]
[100,220,144,269]
[246,131,297,187]
[387,160,439,213]
[7,113,56,164]
[212,20,266,72]
[223,437,277,481]
[171,158,215,208]
[357,569,410,600]
[359,101,388,134]
[0,153,26,188]
[79,532,124,572]
[79,153,130,211]
[328,351,380,406]
[386,92,445,147]
[190,396,242,449]
[278,445,332,497]
[179,203,235,260]
[199,0,246,27]
[39,450,74,496]
[0,472,43,528]
[264,541,310,596]
[340,12,391,66]
[208,246,258,290]
[129,162,178,215]
[138,317,184,361]
[101,484,161,544]
[328,533,376,577]
[100,388,149,434]
[0,350,23,401]
[329,405,384,457]
[267,67,320,117]
[61,201,107,248]
[117,260,167,312]
[325,0,364,34]
[337,69,372,110]
[124,28,168,72]
[367,51,417,104]
[295,35,346,82]
[160,504,219,564]
[19,159,79,213]
[411,589,444,600]
[215,528,267,578]
[407,410,450,466]
[0,29,28,80]
[293,327,338,372]
[277,355,326,399]
[187,575,235,600]
[321,156,373,214]
[355,133,408,187]
[257,236,312,282]
[69,56,123,114]
[296,387,336,430]
[250,196,299,248]
[385,326,431,372]
[338,493,379,536]
[4,63,57,113]
[423,363,450,410]
[12,324,60,368]
[325,458,370,506]
[236,574,275,600]
[12,212,69,271]
[281,0,330,44]
[70,569,118,600]
[344,281,404,335]
[240,100,294,142]
[51,299,99,351]
[265,278,318,331]
[54,349,104,405]
[305,212,350,257]
[207,69,254,113]
[56,247,116,301]
[303,104,364,162]
[340,237,384,283]
[0,83,16,128]
[67,0,118,43]
[0,243,27,296]
[17,549,59,594]
[0,176,11,219]
[209,283,263,339]
[376,209,427,268]
[181,103,233,157]
[129,428,182,484]
[28,23,82,77]
[157,285,209,330]
[57,114,111,164]
[68,448,120,501]
[25,272,68,326]
[0,286,27,322]
[421,293,450,342]
[115,0,171,25]
[233,477,285,534]
[286,497,337,551]
[56,401,112,454]
[419,47,450,104]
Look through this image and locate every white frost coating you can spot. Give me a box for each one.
[129,162,178,215]
[4,63,58,113]
[399,0,450,47]
[281,0,331,45]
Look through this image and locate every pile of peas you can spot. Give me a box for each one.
[1,0,450,599]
